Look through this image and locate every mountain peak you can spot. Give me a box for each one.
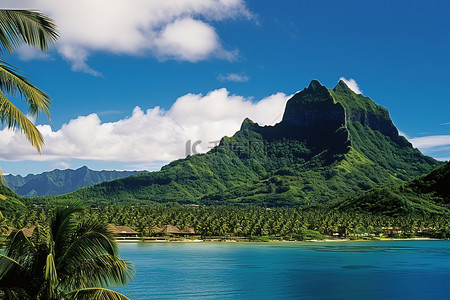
[281,80,345,128]
[333,80,353,94]
[308,79,326,91]
[240,117,257,130]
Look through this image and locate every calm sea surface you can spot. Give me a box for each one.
[113,241,450,299]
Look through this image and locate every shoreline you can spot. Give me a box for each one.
[115,237,442,243]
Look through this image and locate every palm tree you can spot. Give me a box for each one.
[0,202,135,299]
[0,9,58,154]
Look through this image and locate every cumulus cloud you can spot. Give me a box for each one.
[3,0,253,74]
[339,77,362,94]
[0,89,290,162]
[218,72,250,82]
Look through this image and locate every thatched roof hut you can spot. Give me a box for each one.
[108,224,139,237]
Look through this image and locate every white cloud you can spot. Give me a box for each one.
[218,73,249,82]
[51,161,71,170]
[16,46,50,61]
[154,18,228,62]
[409,135,450,149]
[0,89,290,162]
[339,77,362,94]
[3,0,253,74]
[434,157,450,162]
[408,135,450,161]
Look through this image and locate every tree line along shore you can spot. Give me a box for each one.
[3,204,450,243]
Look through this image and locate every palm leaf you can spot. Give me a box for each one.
[65,287,131,300]
[0,254,23,279]
[0,60,51,118]
[0,254,30,294]
[0,9,58,54]
[1,204,135,298]
[51,201,86,258]
[56,218,117,267]
[5,230,34,263]
[0,90,43,152]
[59,255,134,292]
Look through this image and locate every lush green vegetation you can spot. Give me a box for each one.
[0,184,26,215]
[338,162,450,216]
[2,161,444,237]
[36,80,438,207]
[1,80,447,246]
[0,202,134,299]
[2,162,449,241]
[4,203,450,241]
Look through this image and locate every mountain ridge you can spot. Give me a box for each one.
[5,166,146,196]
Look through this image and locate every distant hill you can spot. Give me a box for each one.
[5,166,146,196]
[337,162,450,216]
[52,80,440,206]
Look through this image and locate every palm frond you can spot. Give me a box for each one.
[65,288,131,300]
[51,201,86,257]
[59,255,134,291]
[0,254,23,279]
[0,91,43,153]
[0,255,29,294]
[0,60,51,118]
[1,203,134,298]
[57,217,117,265]
[0,9,58,54]
[5,230,34,263]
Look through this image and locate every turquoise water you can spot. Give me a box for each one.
[113,241,450,299]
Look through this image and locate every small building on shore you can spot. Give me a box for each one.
[108,224,139,238]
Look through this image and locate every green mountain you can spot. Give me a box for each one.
[54,80,440,206]
[5,166,145,196]
[337,162,450,216]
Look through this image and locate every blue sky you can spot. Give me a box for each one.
[1,0,449,175]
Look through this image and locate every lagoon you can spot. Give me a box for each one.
[114,241,450,299]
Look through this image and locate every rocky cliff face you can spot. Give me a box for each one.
[275,79,400,143]
[237,79,406,163]
[282,80,346,128]
[331,80,399,141]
